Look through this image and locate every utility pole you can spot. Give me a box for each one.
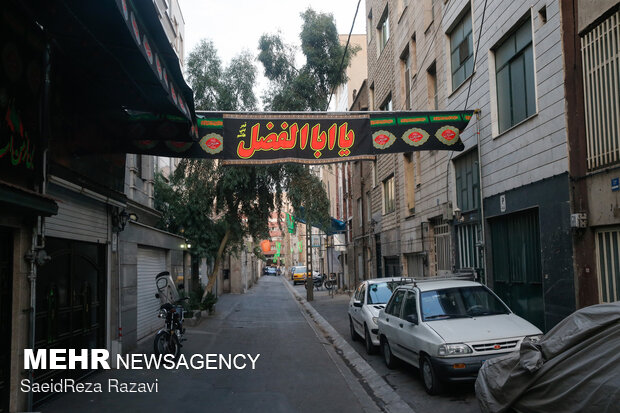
[305,222,313,301]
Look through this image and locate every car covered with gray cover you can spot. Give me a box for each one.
[475,301,620,413]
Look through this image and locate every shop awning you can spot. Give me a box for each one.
[20,0,196,142]
[0,180,58,217]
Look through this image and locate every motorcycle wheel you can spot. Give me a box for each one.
[154,331,181,358]
[324,280,333,290]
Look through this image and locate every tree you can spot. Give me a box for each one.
[156,10,349,299]
[258,8,359,112]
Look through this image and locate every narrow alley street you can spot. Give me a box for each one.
[40,277,385,413]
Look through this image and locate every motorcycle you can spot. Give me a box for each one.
[153,271,188,357]
[323,273,337,290]
[313,273,326,290]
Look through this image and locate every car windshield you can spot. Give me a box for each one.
[420,286,510,321]
[295,267,307,274]
[367,281,401,304]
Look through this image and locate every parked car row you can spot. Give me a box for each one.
[348,274,543,395]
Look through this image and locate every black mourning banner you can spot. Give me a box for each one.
[127,110,474,164]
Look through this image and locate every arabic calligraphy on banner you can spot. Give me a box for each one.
[128,110,474,164]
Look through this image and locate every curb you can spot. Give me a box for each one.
[282,278,415,413]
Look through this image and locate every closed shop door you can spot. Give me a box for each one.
[137,247,167,340]
[35,237,106,405]
[384,257,401,277]
[0,229,12,413]
[490,209,544,330]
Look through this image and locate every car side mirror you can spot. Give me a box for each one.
[353,300,363,308]
[155,293,160,299]
[405,314,418,325]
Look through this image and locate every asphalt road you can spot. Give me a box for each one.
[294,282,481,413]
[40,276,375,413]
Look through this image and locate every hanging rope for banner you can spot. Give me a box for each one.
[325,0,362,111]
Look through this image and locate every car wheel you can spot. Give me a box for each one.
[364,325,376,355]
[381,338,397,369]
[420,354,443,395]
[349,317,359,342]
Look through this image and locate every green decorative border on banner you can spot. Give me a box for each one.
[370,118,396,127]
[397,116,429,125]
[198,119,224,129]
[430,114,462,123]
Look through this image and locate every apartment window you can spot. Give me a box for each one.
[372,160,377,187]
[581,9,620,171]
[357,198,363,227]
[495,18,536,133]
[427,62,438,110]
[377,7,390,54]
[450,11,474,90]
[367,10,373,44]
[433,219,451,275]
[380,95,393,111]
[397,0,409,17]
[424,0,435,31]
[135,154,143,180]
[403,153,416,214]
[454,149,480,212]
[401,47,412,109]
[383,175,395,214]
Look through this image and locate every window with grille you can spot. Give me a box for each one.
[456,223,481,269]
[433,220,451,274]
[581,10,620,171]
[596,227,620,303]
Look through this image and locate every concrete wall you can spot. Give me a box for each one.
[577,0,619,33]
[117,222,186,351]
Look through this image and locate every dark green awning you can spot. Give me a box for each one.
[0,181,58,217]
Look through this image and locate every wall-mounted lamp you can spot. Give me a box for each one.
[180,240,192,249]
[112,208,138,233]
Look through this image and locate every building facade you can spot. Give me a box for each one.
[356,0,620,332]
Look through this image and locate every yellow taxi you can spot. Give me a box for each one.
[292,266,310,285]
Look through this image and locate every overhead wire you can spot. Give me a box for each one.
[325,0,363,111]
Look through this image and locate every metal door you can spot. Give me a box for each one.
[35,237,106,405]
[137,247,167,340]
[490,209,544,330]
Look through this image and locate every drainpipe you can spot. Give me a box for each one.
[474,110,487,284]
[25,42,52,412]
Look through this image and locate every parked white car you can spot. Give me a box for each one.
[377,278,543,395]
[348,277,407,354]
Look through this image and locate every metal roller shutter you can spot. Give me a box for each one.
[137,247,167,340]
[46,185,109,243]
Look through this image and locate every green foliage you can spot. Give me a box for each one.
[186,40,257,111]
[201,292,218,313]
[155,21,342,289]
[258,8,359,111]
